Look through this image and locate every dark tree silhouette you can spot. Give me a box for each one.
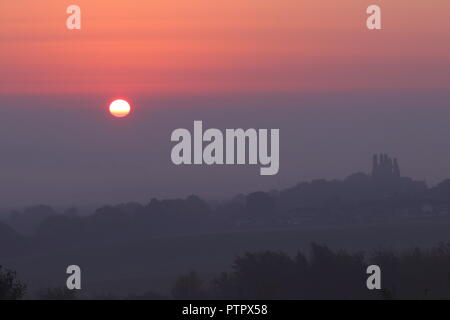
[224,251,297,299]
[212,246,367,300]
[0,266,27,300]
[171,271,206,300]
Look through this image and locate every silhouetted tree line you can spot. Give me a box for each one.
[0,266,26,300]
[3,178,450,235]
[1,168,450,258]
[169,243,450,300]
[3,242,450,300]
[1,156,450,299]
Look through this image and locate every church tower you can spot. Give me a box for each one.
[371,153,401,181]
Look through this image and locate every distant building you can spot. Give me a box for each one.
[371,154,400,181]
[370,153,426,194]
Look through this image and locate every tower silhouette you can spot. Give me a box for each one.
[371,154,400,181]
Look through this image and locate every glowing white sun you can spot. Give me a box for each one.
[109,99,131,118]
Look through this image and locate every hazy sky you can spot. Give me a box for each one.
[1,92,450,207]
[1,0,449,94]
[0,1,449,206]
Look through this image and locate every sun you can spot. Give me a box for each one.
[109,99,131,118]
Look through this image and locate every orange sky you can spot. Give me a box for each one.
[1,0,449,95]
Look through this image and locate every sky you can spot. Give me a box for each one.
[1,0,449,94]
[0,1,449,207]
